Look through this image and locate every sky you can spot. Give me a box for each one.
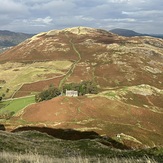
[0,0,163,34]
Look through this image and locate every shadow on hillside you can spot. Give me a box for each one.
[0,124,5,131]
[12,126,99,140]
[12,126,130,150]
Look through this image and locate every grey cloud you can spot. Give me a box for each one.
[0,0,163,34]
[0,0,28,15]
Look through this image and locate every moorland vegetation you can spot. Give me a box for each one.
[0,27,162,162]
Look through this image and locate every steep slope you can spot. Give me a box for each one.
[0,27,163,148]
[12,95,162,147]
[1,130,163,162]
[0,27,118,62]
[0,27,162,98]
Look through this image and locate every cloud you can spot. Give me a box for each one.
[122,10,163,17]
[0,0,163,34]
[103,18,136,22]
[34,16,53,25]
[30,0,76,16]
[109,0,130,3]
[0,0,28,15]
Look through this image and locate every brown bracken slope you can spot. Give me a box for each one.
[15,95,163,148]
[0,27,162,94]
[0,27,163,148]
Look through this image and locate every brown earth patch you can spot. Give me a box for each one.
[13,96,163,146]
[66,65,93,83]
[13,76,63,98]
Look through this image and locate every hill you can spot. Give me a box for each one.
[0,130,162,162]
[0,26,162,148]
[110,28,163,38]
[0,30,34,53]
[109,28,144,37]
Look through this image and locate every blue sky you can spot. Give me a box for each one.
[0,0,163,34]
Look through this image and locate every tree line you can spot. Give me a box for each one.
[35,81,98,102]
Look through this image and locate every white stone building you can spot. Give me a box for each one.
[66,90,78,97]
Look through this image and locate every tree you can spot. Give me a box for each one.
[0,97,2,102]
[63,81,98,96]
[35,85,61,102]
[6,88,10,93]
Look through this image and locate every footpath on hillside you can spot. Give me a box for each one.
[59,31,82,89]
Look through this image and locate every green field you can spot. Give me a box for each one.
[0,96,35,116]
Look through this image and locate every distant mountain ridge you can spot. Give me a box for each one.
[0,30,34,53]
[110,28,163,38]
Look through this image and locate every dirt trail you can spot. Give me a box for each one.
[59,31,82,88]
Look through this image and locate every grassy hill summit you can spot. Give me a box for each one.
[0,27,163,152]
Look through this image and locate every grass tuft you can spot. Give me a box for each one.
[0,151,158,163]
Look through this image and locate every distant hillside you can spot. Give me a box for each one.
[0,30,34,53]
[110,28,163,38]
[150,34,163,38]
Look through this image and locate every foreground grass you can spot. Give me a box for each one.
[0,130,162,162]
[0,96,35,116]
[0,151,158,163]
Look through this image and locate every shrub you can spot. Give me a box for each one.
[35,85,61,102]
[0,111,15,119]
[6,88,10,93]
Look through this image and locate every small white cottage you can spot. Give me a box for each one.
[66,90,78,97]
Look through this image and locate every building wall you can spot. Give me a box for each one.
[66,90,78,97]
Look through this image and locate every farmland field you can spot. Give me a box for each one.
[0,96,35,116]
[0,61,72,98]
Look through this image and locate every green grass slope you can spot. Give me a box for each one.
[0,96,35,119]
[0,130,162,162]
